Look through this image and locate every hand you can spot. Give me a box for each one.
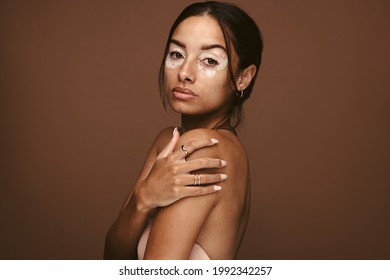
[135,128,227,211]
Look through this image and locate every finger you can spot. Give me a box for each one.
[174,138,219,160]
[157,127,180,160]
[184,173,227,186]
[176,185,223,199]
[179,158,227,174]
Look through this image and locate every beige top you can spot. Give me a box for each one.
[137,218,211,260]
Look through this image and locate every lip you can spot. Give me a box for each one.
[172,87,198,100]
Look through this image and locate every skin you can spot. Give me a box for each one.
[144,15,256,259]
[104,127,226,259]
[104,15,256,260]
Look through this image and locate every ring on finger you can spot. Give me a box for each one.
[193,174,201,186]
[181,145,189,156]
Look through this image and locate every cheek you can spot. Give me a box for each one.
[164,67,177,90]
[199,73,232,99]
[165,56,184,69]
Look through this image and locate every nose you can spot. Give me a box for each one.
[178,58,196,83]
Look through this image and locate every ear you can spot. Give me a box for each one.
[235,64,257,91]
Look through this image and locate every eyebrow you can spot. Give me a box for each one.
[170,39,227,53]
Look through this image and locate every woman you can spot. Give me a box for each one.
[104,1,263,260]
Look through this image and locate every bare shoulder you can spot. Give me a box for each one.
[178,128,247,163]
[152,126,176,154]
[177,128,249,196]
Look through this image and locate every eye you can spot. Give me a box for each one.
[169,51,184,60]
[203,58,219,66]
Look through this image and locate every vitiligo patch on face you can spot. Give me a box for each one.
[165,52,184,69]
[197,56,228,77]
[165,49,228,77]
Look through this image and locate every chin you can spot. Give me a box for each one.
[167,99,191,114]
[169,105,195,115]
[168,104,205,117]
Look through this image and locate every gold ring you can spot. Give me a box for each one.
[193,174,201,186]
[181,145,189,156]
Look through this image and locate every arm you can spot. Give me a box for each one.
[103,128,166,259]
[104,127,226,259]
[144,129,227,259]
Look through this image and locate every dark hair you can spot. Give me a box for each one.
[159,1,263,128]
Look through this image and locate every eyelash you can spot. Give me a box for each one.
[168,51,220,67]
[202,58,219,67]
[168,51,184,60]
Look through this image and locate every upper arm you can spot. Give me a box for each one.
[121,127,174,210]
[135,127,175,184]
[144,129,224,259]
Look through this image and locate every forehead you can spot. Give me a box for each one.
[171,15,226,48]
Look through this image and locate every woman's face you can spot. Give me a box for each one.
[164,15,238,117]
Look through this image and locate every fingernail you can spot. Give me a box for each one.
[221,160,227,166]
[221,174,227,180]
[214,185,222,191]
[210,138,219,144]
[173,127,178,136]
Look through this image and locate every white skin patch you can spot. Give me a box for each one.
[197,52,228,77]
[165,49,185,69]
[165,45,228,77]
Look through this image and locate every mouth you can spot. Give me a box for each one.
[172,87,198,100]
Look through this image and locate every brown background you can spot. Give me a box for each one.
[1,0,389,259]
